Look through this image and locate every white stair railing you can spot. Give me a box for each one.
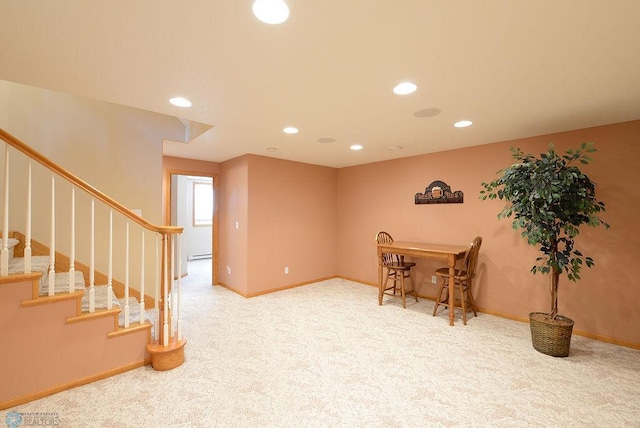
[123,221,130,328]
[162,235,170,346]
[24,160,32,273]
[47,173,55,296]
[107,209,113,310]
[154,233,160,341]
[176,234,182,341]
[170,234,175,338]
[139,228,145,324]
[0,128,184,361]
[89,199,96,313]
[69,186,76,293]
[1,145,9,276]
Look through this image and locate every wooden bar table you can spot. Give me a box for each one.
[377,241,469,326]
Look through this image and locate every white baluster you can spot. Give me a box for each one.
[139,229,145,324]
[68,187,75,293]
[107,210,113,310]
[48,174,55,296]
[176,234,182,341]
[163,234,169,346]
[124,221,130,328]
[24,161,32,274]
[170,234,175,338]
[1,145,9,277]
[154,233,160,341]
[89,199,95,312]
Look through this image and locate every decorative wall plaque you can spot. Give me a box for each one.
[415,180,464,204]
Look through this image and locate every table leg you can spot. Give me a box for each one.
[377,249,383,305]
[448,254,455,326]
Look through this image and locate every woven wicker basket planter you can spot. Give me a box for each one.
[529,312,574,357]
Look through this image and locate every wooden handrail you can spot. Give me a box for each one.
[0,128,182,236]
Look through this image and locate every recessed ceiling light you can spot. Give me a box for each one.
[393,82,417,95]
[350,144,363,151]
[266,147,277,152]
[318,137,336,144]
[454,120,473,128]
[253,0,290,24]
[283,127,298,134]
[388,146,403,151]
[169,97,192,107]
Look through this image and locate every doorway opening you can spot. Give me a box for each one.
[165,170,218,286]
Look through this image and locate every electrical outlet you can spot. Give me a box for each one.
[284,266,289,275]
[431,275,437,284]
[227,265,231,275]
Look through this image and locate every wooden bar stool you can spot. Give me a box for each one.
[433,236,482,324]
[376,231,418,308]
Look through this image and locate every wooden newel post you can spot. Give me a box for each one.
[146,231,186,371]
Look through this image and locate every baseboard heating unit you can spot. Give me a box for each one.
[188,253,211,261]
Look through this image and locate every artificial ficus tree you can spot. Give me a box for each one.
[480,142,609,319]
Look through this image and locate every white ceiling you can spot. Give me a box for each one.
[2,1,640,168]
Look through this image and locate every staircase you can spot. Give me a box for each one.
[7,236,158,332]
[0,129,185,410]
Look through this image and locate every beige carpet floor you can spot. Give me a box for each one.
[4,259,640,427]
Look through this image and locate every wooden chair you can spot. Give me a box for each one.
[432,236,482,324]
[376,231,418,308]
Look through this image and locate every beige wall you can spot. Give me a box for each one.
[163,156,221,177]
[162,155,220,227]
[1,80,184,225]
[217,155,337,296]
[219,156,250,295]
[246,155,337,296]
[1,80,184,296]
[336,120,640,346]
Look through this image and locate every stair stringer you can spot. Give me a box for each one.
[0,275,151,410]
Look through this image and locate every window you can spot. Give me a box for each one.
[193,181,213,226]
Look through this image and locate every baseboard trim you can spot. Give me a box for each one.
[338,275,377,287]
[0,358,150,410]
[475,306,640,350]
[337,276,640,350]
[246,276,338,297]
[571,329,640,350]
[217,276,640,350]
[217,276,339,298]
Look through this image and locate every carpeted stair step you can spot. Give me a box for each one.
[81,285,121,312]
[9,255,52,295]
[10,252,156,333]
[50,270,87,295]
[117,297,157,335]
